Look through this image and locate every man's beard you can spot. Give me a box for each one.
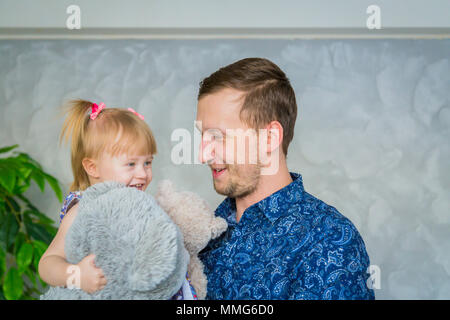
[213,163,261,198]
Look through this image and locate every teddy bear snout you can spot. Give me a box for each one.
[210,216,228,239]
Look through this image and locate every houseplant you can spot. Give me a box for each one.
[0,144,62,299]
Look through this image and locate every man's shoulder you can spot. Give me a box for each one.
[287,192,374,300]
[287,190,350,225]
[288,191,368,253]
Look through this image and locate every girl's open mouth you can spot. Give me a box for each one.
[129,184,144,190]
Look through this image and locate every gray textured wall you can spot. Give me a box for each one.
[0,39,449,299]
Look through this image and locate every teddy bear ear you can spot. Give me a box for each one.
[210,216,228,239]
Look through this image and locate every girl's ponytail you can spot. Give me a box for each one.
[60,99,93,191]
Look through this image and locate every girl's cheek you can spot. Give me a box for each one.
[146,169,153,185]
[148,171,153,183]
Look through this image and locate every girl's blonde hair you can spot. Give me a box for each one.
[60,99,157,191]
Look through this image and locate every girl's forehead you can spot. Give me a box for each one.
[104,152,154,160]
[104,138,153,156]
[123,153,154,159]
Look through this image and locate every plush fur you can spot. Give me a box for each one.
[41,181,189,300]
[155,180,228,299]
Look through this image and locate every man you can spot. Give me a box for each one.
[196,58,375,300]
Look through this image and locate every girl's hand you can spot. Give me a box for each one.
[76,254,107,294]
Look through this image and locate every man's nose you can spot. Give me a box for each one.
[199,139,215,164]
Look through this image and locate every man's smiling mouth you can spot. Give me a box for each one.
[212,168,226,179]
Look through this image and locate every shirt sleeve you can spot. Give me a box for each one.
[60,192,82,223]
[289,218,375,300]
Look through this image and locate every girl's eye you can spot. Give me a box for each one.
[128,162,135,167]
[145,161,152,166]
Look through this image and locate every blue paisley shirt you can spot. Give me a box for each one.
[199,172,375,300]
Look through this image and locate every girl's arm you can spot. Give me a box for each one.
[38,204,107,293]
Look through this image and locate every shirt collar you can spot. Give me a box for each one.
[215,172,305,225]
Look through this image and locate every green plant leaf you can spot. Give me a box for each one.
[13,179,31,195]
[24,210,55,226]
[42,173,63,202]
[39,276,47,289]
[16,194,39,212]
[32,240,48,254]
[4,196,20,214]
[32,252,39,272]
[30,252,47,289]
[0,158,21,170]
[17,243,33,274]
[24,267,37,286]
[0,212,20,251]
[13,232,26,256]
[3,267,23,300]
[15,163,33,180]
[0,164,16,194]
[24,217,53,244]
[0,145,19,154]
[31,171,45,193]
[31,239,47,270]
[0,248,5,278]
[0,146,62,301]
[13,152,43,171]
[0,214,5,250]
[43,224,57,238]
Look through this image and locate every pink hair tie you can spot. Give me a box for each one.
[90,102,106,120]
[128,108,144,120]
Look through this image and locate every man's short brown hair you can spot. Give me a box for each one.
[198,57,297,156]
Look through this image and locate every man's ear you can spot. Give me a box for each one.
[81,158,100,179]
[259,121,283,175]
[265,121,283,153]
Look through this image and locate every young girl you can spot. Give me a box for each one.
[38,99,197,300]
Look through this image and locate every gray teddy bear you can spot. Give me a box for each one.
[40,181,189,300]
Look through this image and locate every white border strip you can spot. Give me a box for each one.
[1,28,449,39]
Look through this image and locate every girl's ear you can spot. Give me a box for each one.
[82,158,100,179]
